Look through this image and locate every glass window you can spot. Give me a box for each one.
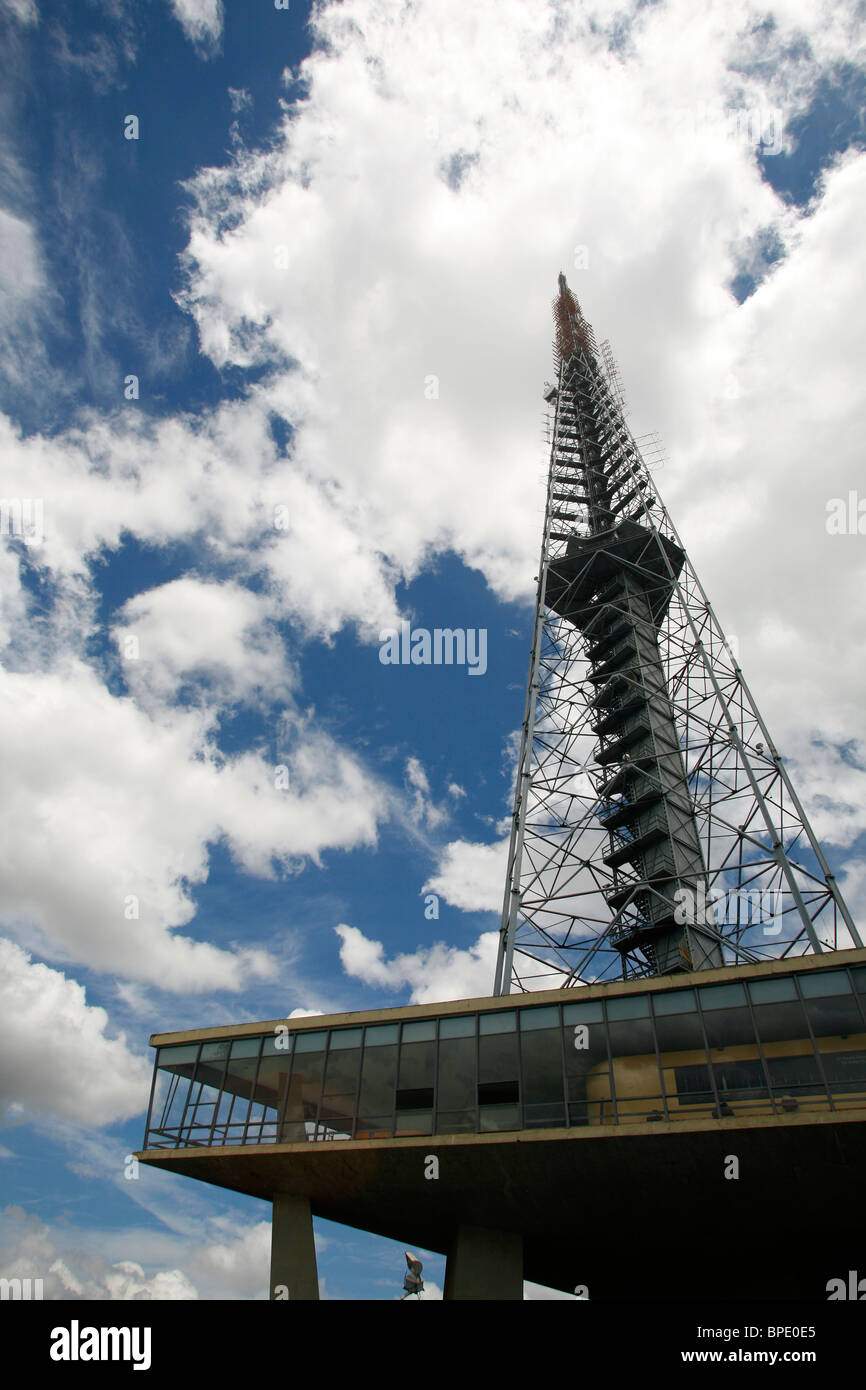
[712,1057,766,1103]
[799,970,853,998]
[564,1014,610,1126]
[194,1043,229,1094]
[156,1065,197,1137]
[255,1053,294,1142]
[439,1015,476,1038]
[652,989,696,1015]
[652,1003,705,1054]
[606,994,649,1020]
[478,1030,518,1129]
[329,1027,363,1049]
[181,1080,221,1144]
[479,1011,517,1034]
[281,1044,325,1142]
[158,1043,200,1068]
[398,1040,435,1090]
[801,989,864,1042]
[479,1101,520,1133]
[520,1027,565,1127]
[323,1047,361,1096]
[401,1020,436,1042]
[698,982,747,1010]
[749,993,809,1046]
[364,1024,399,1046]
[562,1000,603,1023]
[478,1030,518,1083]
[294,1030,327,1053]
[520,1005,560,1031]
[608,1016,661,1121]
[823,1050,866,1093]
[748,976,797,1003]
[437,1035,475,1131]
[357,1043,397,1136]
[701,1003,756,1051]
[674,1063,714,1107]
[766,1053,824,1098]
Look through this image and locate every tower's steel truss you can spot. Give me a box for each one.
[495,274,861,993]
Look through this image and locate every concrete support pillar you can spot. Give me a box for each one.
[444,1224,523,1300]
[269,1193,319,1300]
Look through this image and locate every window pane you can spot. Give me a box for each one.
[478,1032,518,1084]
[748,977,797,1003]
[402,1020,436,1042]
[651,989,696,1016]
[479,1011,516,1034]
[158,1043,200,1067]
[329,1027,364,1049]
[520,1005,560,1031]
[520,1029,564,1104]
[439,1015,475,1039]
[437,1037,475,1112]
[358,1044,397,1126]
[823,1050,866,1093]
[749,996,809,1046]
[608,1017,659,1120]
[564,1017,609,1125]
[698,982,747,1010]
[652,1007,704,1053]
[281,1047,325,1142]
[479,1103,520,1132]
[364,1024,399,1046]
[702,1005,756,1050]
[802,992,864,1039]
[562,1001,603,1024]
[607,995,649,1020]
[323,1047,361,1096]
[399,1041,435,1090]
[799,970,853,998]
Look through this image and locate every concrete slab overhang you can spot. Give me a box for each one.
[138,1107,866,1300]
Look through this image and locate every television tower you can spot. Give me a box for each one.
[495,274,861,993]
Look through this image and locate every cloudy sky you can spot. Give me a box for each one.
[1,0,865,1302]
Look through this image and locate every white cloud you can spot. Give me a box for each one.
[115,576,293,711]
[0,661,388,989]
[335,922,499,1004]
[168,0,223,53]
[405,756,447,831]
[424,838,508,914]
[0,208,42,300]
[165,0,866,849]
[0,0,37,24]
[0,1204,275,1300]
[0,940,150,1127]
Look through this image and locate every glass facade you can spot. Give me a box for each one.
[143,961,866,1149]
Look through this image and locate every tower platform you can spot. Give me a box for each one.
[137,948,866,1299]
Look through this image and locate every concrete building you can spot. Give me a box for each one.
[137,946,866,1299]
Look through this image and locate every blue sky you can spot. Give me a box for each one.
[2,0,866,1301]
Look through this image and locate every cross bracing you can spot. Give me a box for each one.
[494,275,861,993]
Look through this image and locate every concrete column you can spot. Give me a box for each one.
[269,1193,319,1300]
[444,1224,523,1300]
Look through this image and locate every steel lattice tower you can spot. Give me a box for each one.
[494,273,861,994]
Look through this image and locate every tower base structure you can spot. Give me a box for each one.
[138,948,866,1301]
